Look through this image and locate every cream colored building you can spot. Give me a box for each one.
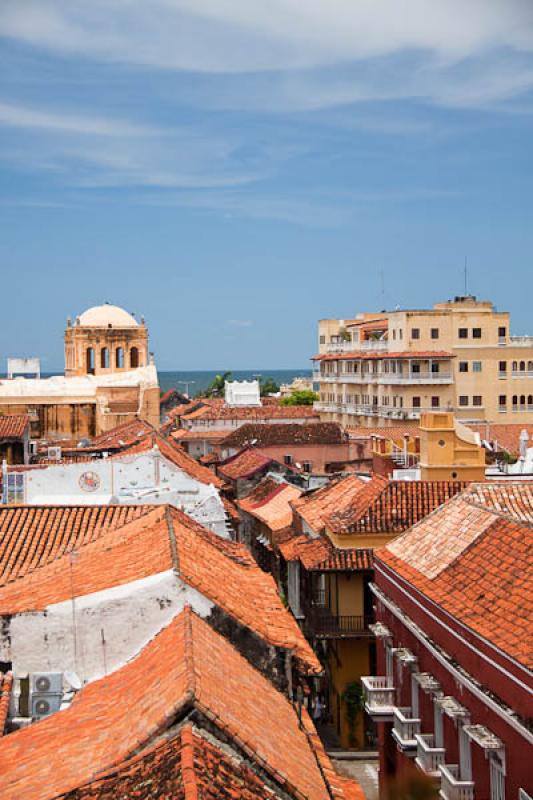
[0,304,160,441]
[314,295,533,425]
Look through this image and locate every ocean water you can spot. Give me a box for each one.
[158,369,312,396]
[0,369,313,398]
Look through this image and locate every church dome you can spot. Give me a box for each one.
[77,304,139,328]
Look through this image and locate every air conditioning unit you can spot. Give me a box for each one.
[31,672,63,694]
[31,693,62,720]
[30,672,63,721]
[47,446,62,461]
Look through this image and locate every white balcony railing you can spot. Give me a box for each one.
[509,336,533,347]
[360,340,388,351]
[392,706,421,751]
[439,765,474,800]
[313,401,453,419]
[361,676,395,719]
[415,734,446,777]
[325,341,356,353]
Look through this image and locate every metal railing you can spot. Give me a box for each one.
[307,608,373,637]
[439,765,474,800]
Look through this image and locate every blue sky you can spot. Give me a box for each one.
[1,1,533,370]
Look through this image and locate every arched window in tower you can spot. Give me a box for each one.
[100,347,109,369]
[116,347,124,369]
[130,347,139,368]
[528,361,533,373]
[520,361,526,372]
[520,395,526,408]
[86,347,95,375]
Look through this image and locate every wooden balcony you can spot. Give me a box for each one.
[391,706,421,752]
[361,676,395,720]
[439,765,474,800]
[306,605,373,638]
[415,734,446,777]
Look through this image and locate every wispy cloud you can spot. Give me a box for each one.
[0,101,155,136]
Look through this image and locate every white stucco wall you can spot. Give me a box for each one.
[5,570,213,685]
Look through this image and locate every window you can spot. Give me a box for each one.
[520,360,526,372]
[412,397,421,408]
[499,361,507,374]
[431,328,439,339]
[4,473,24,504]
[130,347,139,368]
[100,347,109,369]
[459,362,469,373]
[412,363,421,374]
[284,454,294,465]
[399,329,403,340]
[473,395,482,406]
[520,395,526,408]
[459,396,469,406]
[431,396,440,408]
[458,328,468,339]
[86,347,95,375]
[431,362,439,373]
[528,395,533,408]
[529,361,533,372]
[498,326,506,338]
[115,347,124,369]
[411,328,420,340]
[499,395,507,408]
[472,327,482,339]
[512,395,518,408]
[473,361,482,372]
[302,461,312,473]
[512,361,518,372]
[319,335,325,345]
[392,330,396,340]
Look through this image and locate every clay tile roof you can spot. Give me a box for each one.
[346,424,420,440]
[180,402,320,423]
[238,477,303,532]
[86,418,155,450]
[311,548,374,572]
[0,504,152,586]
[0,414,29,440]
[0,505,319,675]
[0,672,13,736]
[291,474,372,534]
[117,431,224,488]
[0,610,337,800]
[171,427,226,441]
[378,488,533,668]
[219,422,344,450]
[218,447,274,481]
[313,350,454,362]
[467,423,533,457]
[326,477,468,535]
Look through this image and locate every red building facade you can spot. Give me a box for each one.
[362,484,532,800]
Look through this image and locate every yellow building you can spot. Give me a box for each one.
[314,295,533,426]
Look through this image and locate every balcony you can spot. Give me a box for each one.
[326,341,356,353]
[509,336,533,347]
[392,706,421,752]
[360,340,388,352]
[379,372,453,385]
[439,765,474,800]
[306,607,374,638]
[414,734,446,778]
[361,676,395,720]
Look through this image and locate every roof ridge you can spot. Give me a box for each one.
[180,723,199,800]
[183,608,197,707]
[165,504,180,572]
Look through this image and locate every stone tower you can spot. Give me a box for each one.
[64,303,149,377]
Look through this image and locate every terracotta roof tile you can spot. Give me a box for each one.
[467,423,533,457]
[0,505,320,674]
[291,475,373,534]
[0,672,13,736]
[378,486,533,668]
[219,422,344,450]
[85,419,155,450]
[117,430,225,488]
[0,504,152,586]
[346,424,420,440]
[311,548,374,572]
[172,428,227,441]
[0,610,334,800]
[0,414,29,440]
[181,403,319,423]
[218,447,274,481]
[238,477,303,532]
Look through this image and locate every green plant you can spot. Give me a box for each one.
[339,328,351,342]
[341,681,364,747]
[201,371,232,397]
[260,377,280,396]
[280,389,319,406]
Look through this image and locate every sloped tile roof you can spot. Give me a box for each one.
[346,424,420,440]
[0,672,12,736]
[0,505,319,675]
[171,428,227,441]
[378,487,533,668]
[63,722,283,799]
[218,447,274,481]
[238,477,303,532]
[311,548,374,572]
[117,430,224,488]
[326,477,468,534]
[181,403,319,423]
[0,504,152,586]
[464,481,533,522]
[0,414,29,440]
[219,422,344,449]
[0,610,335,800]
[85,419,155,450]
[467,423,533,457]
[291,475,374,534]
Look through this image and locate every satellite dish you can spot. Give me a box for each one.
[64,670,82,690]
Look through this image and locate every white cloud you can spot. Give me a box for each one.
[0,101,155,136]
